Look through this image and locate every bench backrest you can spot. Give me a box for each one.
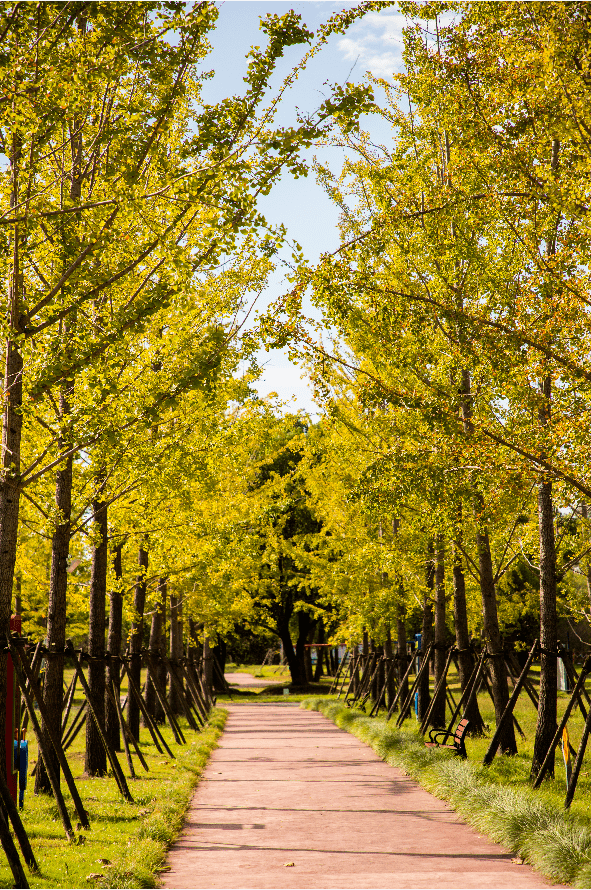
[454,718,470,745]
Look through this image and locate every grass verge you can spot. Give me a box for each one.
[1,708,227,890]
[303,698,591,888]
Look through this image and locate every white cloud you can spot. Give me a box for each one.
[337,10,407,80]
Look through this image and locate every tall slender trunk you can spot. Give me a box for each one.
[476,513,516,753]
[0,133,24,777]
[430,536,447,728]
[35,411,73,795]
[169,590,183,714]
[105,542,123,751]
[297,611,313,686]
[127,544,148,741]
[532,374,558,778]
[396,601,408,705]
[418,543,434,720]
[146,577,166,724]
[313,618,325,682]
[461,368,516,752]
[85,492,108,776]
[452,534,484,733]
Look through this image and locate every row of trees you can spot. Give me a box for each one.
[271,1,591,779]
[0,0,388,785]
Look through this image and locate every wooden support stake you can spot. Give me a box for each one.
[330,649,348,694]
[181,662,208,722]
[0,804,28,888]
[387,652,417,720]
[169,659,204,726]
[105,680,136,778]
[60,670,78,738]
[63,705,86,752]
[483,641,538,765]
[445,649,486,736]
[534,658,591,789]
[370,658,396,717]
[396,644,433,728]
[9,640,77,839]
[163,657,199,730]
[565,691,591,808]
[143,652,186,744]
[110,678,149,773]
[120,663,173,758]
[0,767,37,872]
[68,648,133,803]
[420,646,455,735]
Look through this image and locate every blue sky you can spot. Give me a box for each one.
[204,2,409,413]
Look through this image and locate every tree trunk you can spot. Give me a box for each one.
[0,135,25,777]
[418,544,434,720]
[105,543,123,751]
[297,611,313,686]
[279,626,305,686]
[35,423,73,795]
[85,493,108,776]
[475,512,516,753]
[531,474,558,778]
[313,619,325,682]
[146,577,166,724]
[461,367,515,751]
[169,590,183,714]
[127,544,148,741]
[430,536,447,728]
[396,601,408,707]
[452,536,484,733]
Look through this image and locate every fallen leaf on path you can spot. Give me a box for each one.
[284,862,295,867]
[511,858,523,865]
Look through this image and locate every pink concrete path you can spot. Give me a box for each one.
[163,704,555,889]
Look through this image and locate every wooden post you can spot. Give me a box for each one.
[386,653,417,720]
[483,640,539,765]
[370,658,396,717]
[396,643,434,727]
[533,657,591,789]
[0,804,28,888]
[329,649,348,694]
[0,768,37,872]
[420,646,455,735]
[60,670,78,737]
[67,648,133,803]
[163,657,198,730]
[120,663,174,758]
[181,662,208,722]
[105,680,136,778]
[168,659,204,726]
[9,642,77,839]
[565,697,591,808]
[143,653,186,744]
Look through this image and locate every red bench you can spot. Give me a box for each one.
[425,718,470,758]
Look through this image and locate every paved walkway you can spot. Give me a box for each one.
[164,705,555,889]
[225,671,287,689]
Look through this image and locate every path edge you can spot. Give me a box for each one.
[302,698,582,888]
[105,707,228,889]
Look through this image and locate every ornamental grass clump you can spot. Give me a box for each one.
[302,698,591,886]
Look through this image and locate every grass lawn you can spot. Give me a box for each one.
[225,662,291,680]
[2,667,226,890]
[303,660,591,887]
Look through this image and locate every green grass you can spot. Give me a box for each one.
[1,686,227,890]
[303,695,591,887]
[225,663,291,680]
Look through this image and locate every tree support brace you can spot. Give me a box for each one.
[483,640,539,765]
